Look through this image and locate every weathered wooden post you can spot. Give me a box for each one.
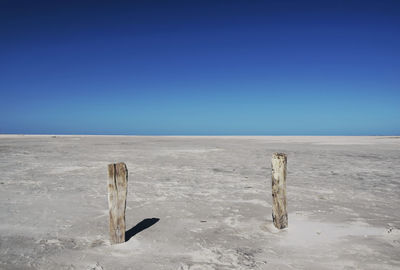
[108,162,128,244]
[271,153,287,229]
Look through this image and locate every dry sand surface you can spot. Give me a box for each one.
[0,135,400,270]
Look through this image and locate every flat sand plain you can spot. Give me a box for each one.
[0,135,399,269]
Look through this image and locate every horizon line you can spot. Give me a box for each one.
[1,133,399,137]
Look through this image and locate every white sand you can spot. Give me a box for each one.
[0,135,399,269]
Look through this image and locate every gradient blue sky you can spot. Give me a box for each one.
[1,0,399,135]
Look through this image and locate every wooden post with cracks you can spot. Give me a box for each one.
[108,162,128,244]
[271,153,288,229]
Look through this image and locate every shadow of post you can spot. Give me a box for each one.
[125,218,160,241]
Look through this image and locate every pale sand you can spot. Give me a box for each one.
[0,136,399,269]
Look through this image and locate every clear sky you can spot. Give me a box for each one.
[1,0,399,135]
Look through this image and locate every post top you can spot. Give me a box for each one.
[108,162,127,169]
[273,152,287,158]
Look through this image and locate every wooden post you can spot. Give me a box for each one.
[108,162,128,244]
[271,153,287,229]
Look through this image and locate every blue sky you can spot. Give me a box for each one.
[1,0,399,135]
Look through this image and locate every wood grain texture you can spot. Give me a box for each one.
[271,153,288,229]
[108,162,128,244]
